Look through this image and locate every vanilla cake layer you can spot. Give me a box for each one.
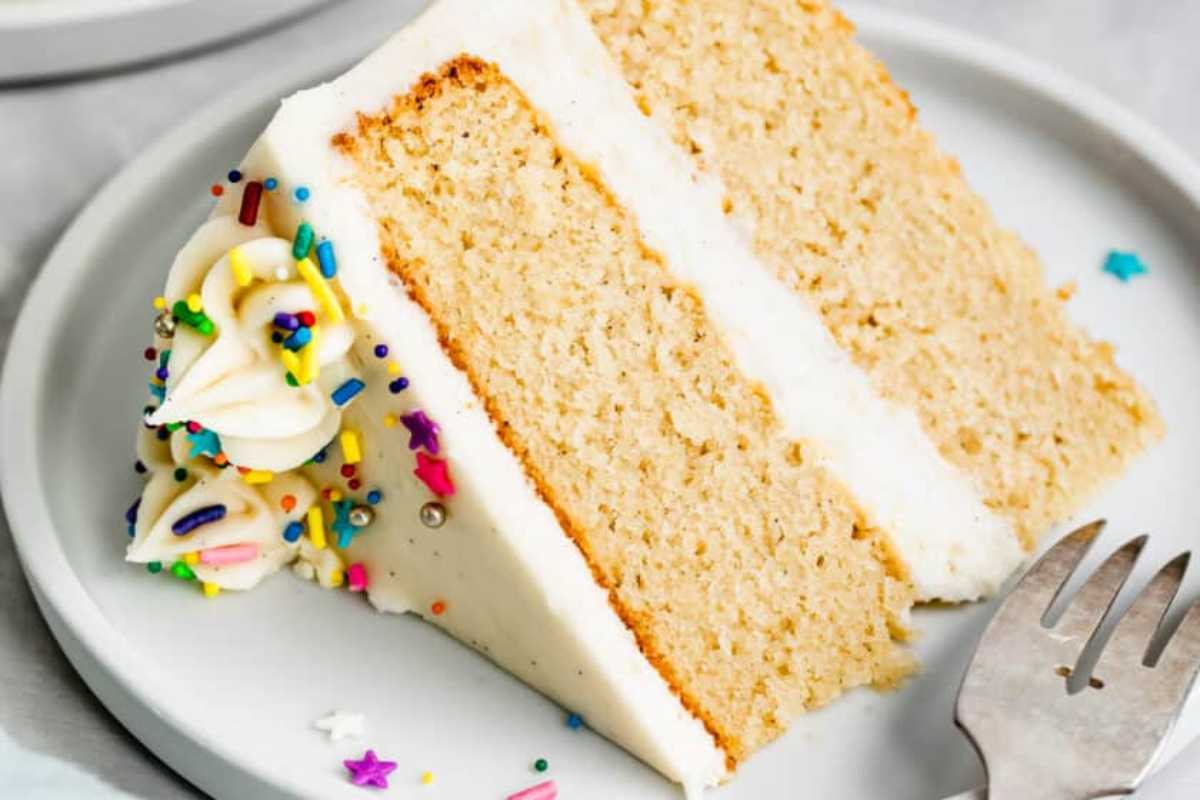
[582,0,1163,547]
[334,55,913,762]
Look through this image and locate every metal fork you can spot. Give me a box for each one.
[955,520,1200,799]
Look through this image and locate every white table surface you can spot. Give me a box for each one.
[1,1,1198,797]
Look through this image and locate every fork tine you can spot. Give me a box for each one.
[1096,552,1189,674]
[1154,601,1200,702]
[996,520,1106,625]
[1053,535,1148,645]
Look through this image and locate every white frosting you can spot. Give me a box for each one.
[130,0,1034,791]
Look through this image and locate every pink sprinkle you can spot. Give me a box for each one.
[347,562,368,592]
[508,780,557,800]
[199,543,259,566]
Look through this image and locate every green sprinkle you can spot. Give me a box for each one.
[146,561,163,574]
[292,222,314,260]
[171,562,195,581]
[285,371,299,387]
[173,467,188,482]
[534,759,548,773]
[171,300,216,336]
[166,421,184,432]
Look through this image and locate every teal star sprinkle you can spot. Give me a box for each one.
[187,428,222,459]
[1103,250,1148,282]
[332,499,357,549]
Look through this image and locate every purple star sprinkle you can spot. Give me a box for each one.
[400,410,440,455]
[343,749,397,789]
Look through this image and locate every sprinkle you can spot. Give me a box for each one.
[331,378,365,407]
[156,426,170,441]
[227,169,243,183]
[183,551,200,565]
[280,348,301,378]
[237,181,263,226]
[285,372,299,387]
[272,332,284,344]
[281,494,297,513]
[534,758,548,773]
[296,310,317,327]
[171,561,196,581]
[386,361,401,376]
[340,464,356,478]
[185,421,200,433]
[299,325,321,384]
[430,600,446,616]
[366,489,382,505]
[296,258,344,323]
[173,467,188,482]
[341,430,362,464]
[1103,250,1148,282]
[213,453,229,466]
[143,347,156,361]
[293,222,315,260]
[348,478,362,491]
[307,505,326,550]
[329,568,345,588]
[210,184,224,197]
[312,448,328,464]
[566,713,583,730]
[187,428,221,459]
[146,561,162,574]
[328,489,343,502]
[373,344,388,359]
[343,750,396,789]
[243,470,274,485]
[283,521,304,543]
[383,413,397,428]
[400,410,440,454]
[347,563,368,592]
[314,711,365,741]
[152,296,167,311]
[229,246,254,287]
[264,177,278,191]
[186,293,203,313]
[332,499,358,547]
[134,460,147,474]
[421,772,434,785]
[273,311,300,331]
[414,452,454,497]
[202,582,221,598]
[294,185,310,203]
[200,543,259,565]
[283,326,312,351]
[172,299,215,335]
[154,367,169,381]
[125,497,141,525]
[316,240,337,278]
[172,504,226,535]
[507,780,558,800]
[149,383,166,400]
[388,378,409,394]
[419,502,447,529]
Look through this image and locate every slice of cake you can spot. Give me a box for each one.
[124,0,1160,792]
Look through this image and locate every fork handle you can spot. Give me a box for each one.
[986,764,1130,800]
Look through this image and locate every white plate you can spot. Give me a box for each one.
[0,0,338,83]
[5,6,1200,799]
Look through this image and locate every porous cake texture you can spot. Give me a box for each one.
[334,56,913,762]
[582,0,1162,547]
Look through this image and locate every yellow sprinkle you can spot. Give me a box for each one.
[340,430,361,464]
[329,568,345,588]
[387,361,401,376]
[152,296,167,310]
[383,413,397,428]
[296,257,344,323]
[229,246,254,287]
[421,772,434,785]
[202,582,221,598]
[280,348,301,378]
[307,505,326,550]
[328,489,343,502]
[183,551,200,566]
[243,469,274,485]
[298,325,320,385]
[186,293,203,313]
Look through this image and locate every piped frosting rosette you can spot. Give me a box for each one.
[128,215,358,590]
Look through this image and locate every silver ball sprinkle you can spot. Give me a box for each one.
[348,505,374,528]
[419,501,447,529]
[154,311,177,338]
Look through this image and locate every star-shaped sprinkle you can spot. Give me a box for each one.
[187,428,222,459]
[343,749,396,789]
[332,499,358,548]
[400,410,440,454]
[1103,250,1148,282]
[414,452,455,498]
[314,711,365,741]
